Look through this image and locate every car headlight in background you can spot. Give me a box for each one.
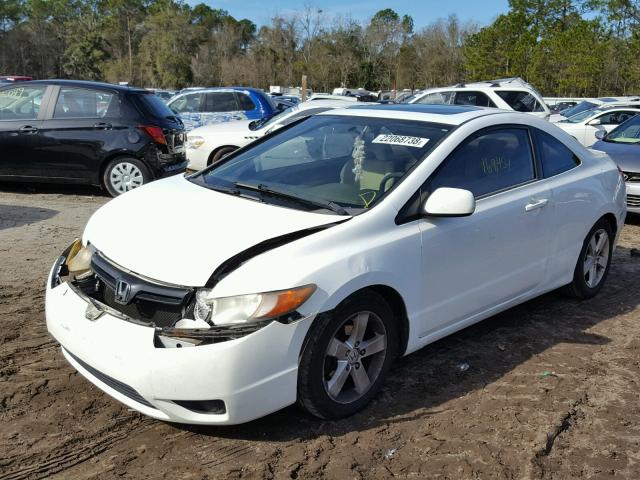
[193,285,316,325]
[187,135,205,149]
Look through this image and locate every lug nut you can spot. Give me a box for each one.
[354,363,360,369]
[359,349,366,356]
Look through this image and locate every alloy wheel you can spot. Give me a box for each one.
[323,310,387,404]
[110,162,144,194]
[583,228,610,288]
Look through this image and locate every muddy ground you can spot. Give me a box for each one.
[0,182,639,480]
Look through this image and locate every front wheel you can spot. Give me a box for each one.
[209,146,237,166]
[297,291,399,419]
[562,219,614,299]
[103,157,151,197]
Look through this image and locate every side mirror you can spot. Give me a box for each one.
[594,129,606,140]
[424,187,475,217]
[588,118,602,126]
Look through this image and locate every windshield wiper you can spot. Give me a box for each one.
[234,182,348,215]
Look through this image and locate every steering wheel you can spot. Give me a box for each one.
[378,173,404,195]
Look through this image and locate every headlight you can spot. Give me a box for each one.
[193,285,316,325]
[187,135,205,149]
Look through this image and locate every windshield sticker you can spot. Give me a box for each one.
[372,134,429,148]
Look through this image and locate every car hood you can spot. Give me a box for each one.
[591,140,640,173]
[189,119,253,137]
[83,175,343,287]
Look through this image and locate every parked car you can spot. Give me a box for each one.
[409,77,551,119]
[153,90,176,102]
[0,80,187,196]
[0,75,33,85]
[46,104,625,425]
[555,107,640,146]
[592,114,640,214]
[550,97,640,122]
[550,101,578,113]
[186,99,350,170]
[167,87,277,131]
[271,96,296,112]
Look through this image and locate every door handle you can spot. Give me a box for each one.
[525,198,549,212]
[93,122,112,130]
[19,125,38,134]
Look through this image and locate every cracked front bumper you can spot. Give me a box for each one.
[45,264,313,425]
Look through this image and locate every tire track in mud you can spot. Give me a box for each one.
[0,419,154,480]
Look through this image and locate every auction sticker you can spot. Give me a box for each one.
[372,134,429,148]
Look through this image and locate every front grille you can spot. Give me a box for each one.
[64,348,155,409]
[88,252,193,327]
[623,171,640,182]
[627,194,640,208]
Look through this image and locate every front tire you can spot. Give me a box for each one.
[209,146,237,166]
[103,157,151,197]
[562,219,613,299]
[297,291,399,420]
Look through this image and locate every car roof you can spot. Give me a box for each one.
[319,103,501,125]
[13,79,148,93]
[175,87,265,95]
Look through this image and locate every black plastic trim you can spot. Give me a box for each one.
[64,348,155,409]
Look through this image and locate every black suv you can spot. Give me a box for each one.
[0,80,187,196]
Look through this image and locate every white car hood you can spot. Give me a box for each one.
[190,120,253,137]
[83,176,342,287]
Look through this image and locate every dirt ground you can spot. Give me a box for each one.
[1,182,639,480]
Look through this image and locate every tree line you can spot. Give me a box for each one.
[0,0,638,96]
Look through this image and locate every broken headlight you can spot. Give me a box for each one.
[193,285,316,325]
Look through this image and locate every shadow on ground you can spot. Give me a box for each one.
[0,181,105,197]
[0,204,59,230]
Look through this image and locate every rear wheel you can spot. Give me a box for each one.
[562,219,613,299]
[297,291,399,419]
[209,146,237,166]
[103,157,151,197]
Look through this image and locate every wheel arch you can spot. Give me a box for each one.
[301,284,411,360]
[599,212,618,237]
[207,145,239,166]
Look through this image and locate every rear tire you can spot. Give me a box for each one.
[297,291,399,420]
[103,157,151,197]
[561,219,613,299]
[209,146,237,166]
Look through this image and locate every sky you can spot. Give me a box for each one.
[187,0,510,29]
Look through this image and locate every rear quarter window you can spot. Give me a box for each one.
[535,129,580,177]
[496,91,544,113]
[133,92,177,118]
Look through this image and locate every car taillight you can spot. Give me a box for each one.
[139,125,167,145]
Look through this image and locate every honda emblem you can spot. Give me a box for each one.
[114,279,132,305]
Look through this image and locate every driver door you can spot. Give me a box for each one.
[417,127,553,337]
[0,84,49,177]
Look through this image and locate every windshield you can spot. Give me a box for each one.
[191,114,452,214]
[560,101,597,118]
[253,106,295,130]
[562,108,602,123]
[604,115,640,144]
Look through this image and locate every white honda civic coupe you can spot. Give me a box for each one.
[46,104,626,425]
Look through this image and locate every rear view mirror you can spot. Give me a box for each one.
[594,129,606,140]
[424,188,475,217]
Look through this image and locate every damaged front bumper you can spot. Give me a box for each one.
[45,247,314,425]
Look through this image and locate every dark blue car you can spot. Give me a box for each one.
[167,87,277,131]
[592,114,640,214]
